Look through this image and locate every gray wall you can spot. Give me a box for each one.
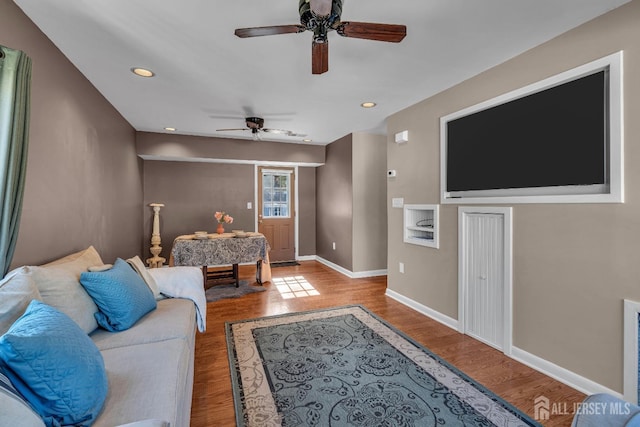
[137,132,325,165]
[387,0,640,393]
[142,160,318,262]
[297,166,317,257]
[142,161,255,262]
[352,133,387,272]
[316,133,388,273]
[2,0,143,267]
[316,135,353,270]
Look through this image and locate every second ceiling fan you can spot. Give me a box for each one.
[234,0,406,74]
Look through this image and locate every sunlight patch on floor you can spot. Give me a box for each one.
[273,276,320,299]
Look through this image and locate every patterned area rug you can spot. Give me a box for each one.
[226,305,540,427]
[205,281,266,303]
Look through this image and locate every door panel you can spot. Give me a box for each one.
[258,167,295,262]
[464,213,504,350]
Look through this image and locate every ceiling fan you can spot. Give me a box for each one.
[216,117,306,140]
[234,0,406,74]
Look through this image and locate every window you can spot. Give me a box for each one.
[262,170,291,218]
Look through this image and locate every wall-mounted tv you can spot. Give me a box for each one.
[440,51,623,204]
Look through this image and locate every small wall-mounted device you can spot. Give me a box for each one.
[387,169,397,178]
[395,130,409,144]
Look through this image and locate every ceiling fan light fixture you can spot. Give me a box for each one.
[361,102,377,108]
[131,67,155,77]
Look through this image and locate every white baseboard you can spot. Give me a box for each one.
[385,288,620,398]
[385,288,459,330]
[296,255,316,262]
[314,256,387,279]
[510,346,622,398]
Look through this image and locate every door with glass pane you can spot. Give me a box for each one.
[258,167,295,262]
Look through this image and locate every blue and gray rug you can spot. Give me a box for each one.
[225,305,540,426]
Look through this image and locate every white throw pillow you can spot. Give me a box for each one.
[0,267,42,336]
[30,246,104,334]
[126,256,161,300]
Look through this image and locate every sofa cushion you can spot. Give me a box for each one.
[0,267,41,336]
[571,393,640,427]
[0,300,108,427]
[126,255,161,299]
[0,365,44,427]
[93,338,191,427]
[80,258,157,332]
[42,246,101,266]
[30,246,104,334]
[90,298,196,351]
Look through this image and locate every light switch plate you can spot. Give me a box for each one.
[392,198,404,208]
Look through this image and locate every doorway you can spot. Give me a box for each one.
[458,207,513,353]
[258,167,296,262]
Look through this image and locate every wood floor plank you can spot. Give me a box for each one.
[191,261,583,426]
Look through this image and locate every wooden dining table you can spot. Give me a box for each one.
[170,232,271,287]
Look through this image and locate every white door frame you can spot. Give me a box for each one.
[254,164,300,260]
[624,299,640,404]
[458,206,513,355]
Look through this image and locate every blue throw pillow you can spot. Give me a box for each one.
[0,300,108,427]
[80,258,157,331]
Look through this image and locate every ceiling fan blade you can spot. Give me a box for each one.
[235,25,305,38]
[262,128,291,135]
[216,128,248,132]
[263,128,309,137]
[336,22,406,43]
[310,0,332,16]
[312,41,328,75]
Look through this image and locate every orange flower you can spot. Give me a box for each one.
[215,211,233,224]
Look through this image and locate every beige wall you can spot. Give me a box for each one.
[352,133,387,272]
[2,0,143,267]
[387,0,640,393]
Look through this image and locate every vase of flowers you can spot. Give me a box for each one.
[214,211,233,234]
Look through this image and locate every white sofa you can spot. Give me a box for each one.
[572,394,640,427]
[0,246,205,427]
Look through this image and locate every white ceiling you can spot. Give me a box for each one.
[14,0,630,145]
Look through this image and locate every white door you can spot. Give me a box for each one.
[458,207,513,352]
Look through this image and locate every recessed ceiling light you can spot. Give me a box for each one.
[131,67,155,77]
[361,102,377,108]
[164,127,176,132]
[303,138,312,143]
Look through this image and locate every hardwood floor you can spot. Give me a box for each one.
[191,261,584,426]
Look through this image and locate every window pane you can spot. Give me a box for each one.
[262,172,291,218]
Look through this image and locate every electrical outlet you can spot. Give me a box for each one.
[399,262,405,274]
[247,202,252,209]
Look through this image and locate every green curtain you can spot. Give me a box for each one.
[0,45,31,276]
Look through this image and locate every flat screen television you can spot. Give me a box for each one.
[440,51,623,204]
